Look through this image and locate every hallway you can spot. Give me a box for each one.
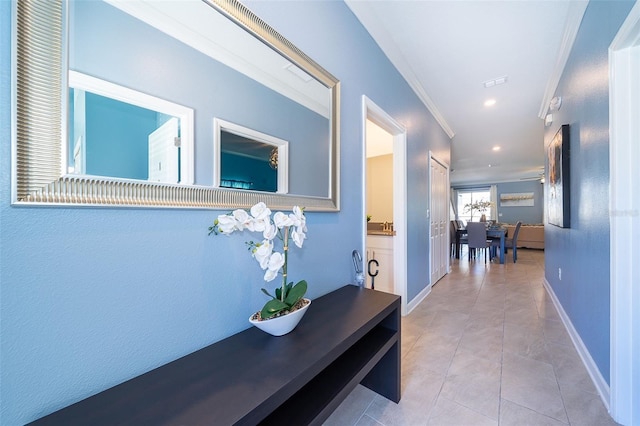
[325,249,617,425]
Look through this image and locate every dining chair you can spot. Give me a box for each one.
[451,220,468,258]
[466,222,492,263]
[504,221,522,263]
[450,221,458,257]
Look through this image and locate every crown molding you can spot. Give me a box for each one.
[405,74,455,139]
[346,0,455,139]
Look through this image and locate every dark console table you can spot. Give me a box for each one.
[30,285,401,425]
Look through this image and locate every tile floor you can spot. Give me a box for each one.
[324,249,618,425]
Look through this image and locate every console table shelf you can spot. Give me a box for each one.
[30,285,401,425]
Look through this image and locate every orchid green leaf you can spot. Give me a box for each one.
[285,280,307,306]
[261,288,275,299]
[261,299,289,319]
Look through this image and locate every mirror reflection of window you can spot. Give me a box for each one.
[220,131,277,193]
[67,71,195,185]
[69,89,181,183]
[214,118,289,194]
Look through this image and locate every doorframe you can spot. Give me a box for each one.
[362,96,408,315]
[609,2,640,424]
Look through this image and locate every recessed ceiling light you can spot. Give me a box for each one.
[492,146,501,151]
[484,99,496,107]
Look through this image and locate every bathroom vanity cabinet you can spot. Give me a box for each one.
[366,235,395,294]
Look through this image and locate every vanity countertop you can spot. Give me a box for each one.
[367,230,396,236]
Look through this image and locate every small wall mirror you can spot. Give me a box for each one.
[12,0,340,211]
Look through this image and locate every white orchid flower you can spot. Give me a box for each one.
[291,227,306,248]
[263,222,277,241]
[288,214,301,228]
[232,209,250,230]
[267,252,285,272]
[250,202,271,221]
[263,252,285,282]
[252,217,269,233]
[263,268,278,282]
[244,218,257,232]
[211,203,308,290]
[252,240,273,270]
[293,205,304,217]
[289,206,305,228]
[216,214,238,234]
[273,211,294,229]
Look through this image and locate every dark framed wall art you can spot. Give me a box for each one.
[547,124,570,228]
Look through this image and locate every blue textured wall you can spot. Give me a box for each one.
[0,1,449,423]
[496,180,544,224]
[544,0,635,385]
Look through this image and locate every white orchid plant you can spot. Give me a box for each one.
[209,202,308,320]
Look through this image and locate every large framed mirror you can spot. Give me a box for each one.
[11,0,340,211]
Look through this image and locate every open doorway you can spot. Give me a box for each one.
[365,119,394,294]
[362,96,408,315]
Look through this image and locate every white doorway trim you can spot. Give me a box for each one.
[609,2,640,424]
[362,96,408,315]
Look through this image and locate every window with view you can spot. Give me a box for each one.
[457,190,491,224]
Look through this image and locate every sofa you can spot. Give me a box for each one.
[505,224,544,249]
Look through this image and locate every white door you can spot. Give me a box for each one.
[430,156,449,284]
[148,117,179,183]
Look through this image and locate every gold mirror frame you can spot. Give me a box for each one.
[11,0,340,211]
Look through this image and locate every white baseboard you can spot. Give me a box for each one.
[543,279,611,411]
[406,283,431,315]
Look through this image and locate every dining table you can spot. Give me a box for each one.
[455,224,508,264]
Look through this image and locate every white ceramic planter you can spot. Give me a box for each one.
[249,299,311,336]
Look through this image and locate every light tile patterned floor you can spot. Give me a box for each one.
[324,249,618,426]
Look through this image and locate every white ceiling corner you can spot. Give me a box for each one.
[346,0,588,186]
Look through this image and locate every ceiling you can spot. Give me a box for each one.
[108,0,330,118]
[345,0,588,186]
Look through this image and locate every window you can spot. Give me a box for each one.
[457,189,491,223]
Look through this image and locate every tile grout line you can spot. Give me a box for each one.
[497,264,507,426]
[327,250,614,426]
[423,259,479,425]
